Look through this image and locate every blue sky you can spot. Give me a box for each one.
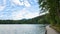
[0,0,40,20]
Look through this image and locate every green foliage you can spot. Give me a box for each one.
[38,0,60,25]
[38,15,49,24]
[0,15,49,24]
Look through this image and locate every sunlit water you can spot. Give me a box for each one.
[0,24,46,34]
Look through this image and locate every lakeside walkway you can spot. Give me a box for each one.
[46,25,60,34]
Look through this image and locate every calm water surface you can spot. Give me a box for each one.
[0,24,46,34]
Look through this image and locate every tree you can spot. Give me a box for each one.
[38,0,60,25]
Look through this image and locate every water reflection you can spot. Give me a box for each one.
[0,24,46,34]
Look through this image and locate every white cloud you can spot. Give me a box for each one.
[11,0,31,7]
[11,8,26,20]
[0,0,6,11]
[0,14,4,18]
[0,0,39,20]
[11,8,39,20]
[24,0,31,7]
[11,0,24,5]
[34,0,38,2]
[0,0,6,5]
[24,13,39,19]
[3,0,6,5]
[0,6,5,11]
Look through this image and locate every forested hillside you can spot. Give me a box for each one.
[0,15,49,24]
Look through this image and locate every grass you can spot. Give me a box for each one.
[50,25,60,33]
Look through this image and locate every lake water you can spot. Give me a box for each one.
[0,24,46,34]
